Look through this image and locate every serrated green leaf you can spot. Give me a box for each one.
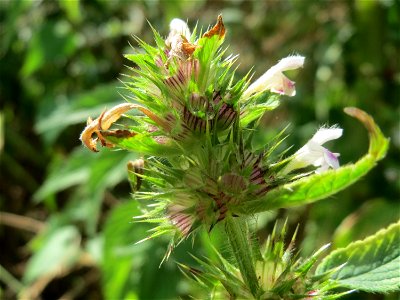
[238,107,390,213]
[315,221,400,293]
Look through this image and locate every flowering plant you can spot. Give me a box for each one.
[80,16,397,299]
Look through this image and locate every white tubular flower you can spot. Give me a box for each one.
[165,19,191,57]
[169,18,191,40]
[282,127,343,174]
[243,55,305,98]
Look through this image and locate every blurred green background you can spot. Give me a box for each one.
[0,0,399,299]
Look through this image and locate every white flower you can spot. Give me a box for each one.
[243,55,305,98]
[165,19,192,58]
[167,18,191,42]
[281,127,343,174]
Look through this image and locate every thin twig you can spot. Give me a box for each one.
[18,252,97,300]
[0,264,24,294]
[19,272,53,300]
[57,269,100,300]
[103,190,121,207]
[0,211,46,233]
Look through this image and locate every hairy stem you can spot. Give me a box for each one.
[225,215,260,298]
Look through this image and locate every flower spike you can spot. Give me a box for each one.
[78,16,391,298]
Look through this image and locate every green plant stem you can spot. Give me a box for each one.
[225,215,260,298]
[0,264,24,294]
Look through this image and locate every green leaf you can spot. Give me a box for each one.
[63,188,104,236]
[33,148,92,202]
[102,200,148,300]
[21,20,78,77]
[23,226,81,284]
[34,147,134,202]
[58,0,82,24]
[315,221,400,293]
[102,200,182,299]
[101,200,175,299]
[137,242,182,300]
[238,107,390,213]
[240,101,281,126]
[35,82,121,144]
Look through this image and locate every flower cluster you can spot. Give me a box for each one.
[80,15,342,245]
[77,15,395,299]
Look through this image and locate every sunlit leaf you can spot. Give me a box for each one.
[316,221,400,293]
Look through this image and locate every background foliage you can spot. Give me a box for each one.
[0,0,399,299]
